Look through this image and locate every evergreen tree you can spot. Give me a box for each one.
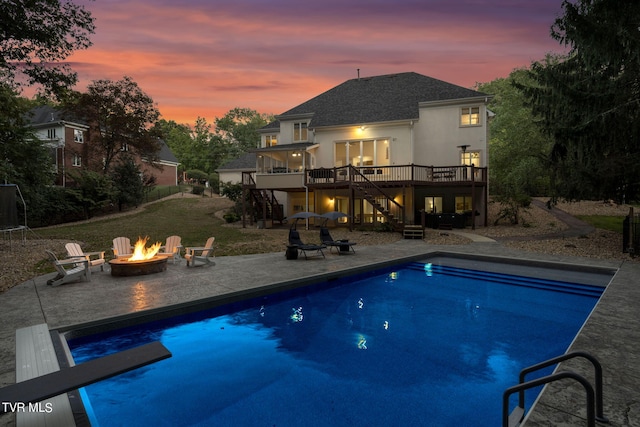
[522,0,640,202]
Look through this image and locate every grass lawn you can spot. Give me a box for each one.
[33,196,258,257]
[576,215,625,233]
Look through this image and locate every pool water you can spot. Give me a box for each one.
[68,262,603,426]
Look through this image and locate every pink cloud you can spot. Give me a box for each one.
[59,0,566,124]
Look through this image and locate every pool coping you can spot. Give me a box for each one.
[1,241,638,426]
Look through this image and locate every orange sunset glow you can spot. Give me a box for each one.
[58,0,567,125]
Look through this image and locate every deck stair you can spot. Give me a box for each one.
[403,225,424,239]
[243,173,284,224]
[349,166,404,231]
[250,188,284,223]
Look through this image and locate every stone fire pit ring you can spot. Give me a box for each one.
[109,256,169,277]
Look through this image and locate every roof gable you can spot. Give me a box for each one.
[276,72,488,128]
[157,139,179,164]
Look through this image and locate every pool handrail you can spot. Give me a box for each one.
[503,350,609,426]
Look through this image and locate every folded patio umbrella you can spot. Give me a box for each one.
[286,211,321,229]
[320,211,349,225]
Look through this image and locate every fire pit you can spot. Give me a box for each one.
[109,237,169,277]
[110,256,169,277]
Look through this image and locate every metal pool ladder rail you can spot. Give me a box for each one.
[502,351,609,427]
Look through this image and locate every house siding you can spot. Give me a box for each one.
[248,72,491,229]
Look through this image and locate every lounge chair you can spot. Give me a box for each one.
[319,227,356,254]
[288,229,326,259]
[112,237,133,259]
[158,235,182,264]
[65,242,106,271]
[45,250,90,286]
[185,237,215,267]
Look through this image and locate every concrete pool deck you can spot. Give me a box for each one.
[0,239,638,426]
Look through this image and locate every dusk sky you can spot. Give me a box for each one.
[66,0,568,125]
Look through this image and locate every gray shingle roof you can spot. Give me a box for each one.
[27,105,86,127]
[157,139,179,164]
[217,152,257,171]
[274,72,488,129]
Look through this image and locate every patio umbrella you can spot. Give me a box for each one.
[286,211,321,229]
[320,211,349,226]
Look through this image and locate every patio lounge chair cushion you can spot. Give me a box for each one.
[45,250,90,286]
[319,227,356,254]
[288,229,326,259]
[65,242,106,271]
[185,237,215,267]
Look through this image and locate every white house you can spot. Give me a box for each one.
[244,72,492,230]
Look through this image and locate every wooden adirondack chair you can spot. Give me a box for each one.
[112,237,133,259]
[158,235,182,264]
[184,237,215,267]
[65,243,106,271]
[45,250,90,286]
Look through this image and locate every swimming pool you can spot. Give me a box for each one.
[65,261,605,426]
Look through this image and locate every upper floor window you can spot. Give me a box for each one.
[72,153,82,167]
[47,128,57,139]
[460,107,480,126]
[74,129,84,143]
[265,135,277,147]
[294,122,308,142]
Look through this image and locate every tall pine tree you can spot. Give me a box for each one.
[522,0,640,203]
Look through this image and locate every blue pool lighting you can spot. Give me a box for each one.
[66,261,605,426]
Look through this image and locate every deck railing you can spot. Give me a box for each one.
[305,164,487,185]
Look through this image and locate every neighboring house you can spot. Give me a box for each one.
[29,105,89,187]
[28,105,180,187]
[244,72,492,230]
[141,140,180,186]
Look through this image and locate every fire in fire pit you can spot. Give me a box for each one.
[110,237,169,277]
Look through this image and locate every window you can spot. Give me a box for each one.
[425,196,443,214]
[293,122,308,142]
[334,139,390,167]
[74,129,84,143]
[120,143,129,152]
[460,107,480,126]
[455,196,472,213]
[460,151,480,166]
[72,154,82,167]
[265,135,277,147]
[47,128,57,139]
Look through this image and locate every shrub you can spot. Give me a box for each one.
[223,212,240,223]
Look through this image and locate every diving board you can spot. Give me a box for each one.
[2,323,171,424]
